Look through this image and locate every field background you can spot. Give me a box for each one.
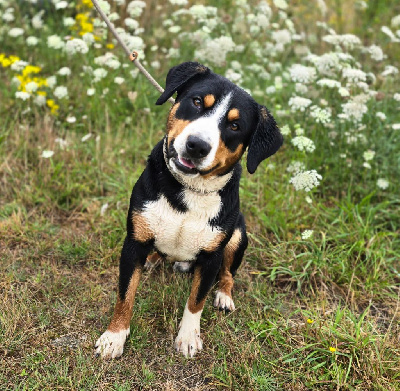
[1,0,399,390]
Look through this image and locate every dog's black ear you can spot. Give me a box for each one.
[246,105,283,174]
[155,62,210,105]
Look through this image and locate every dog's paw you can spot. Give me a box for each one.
[94,329,130,359]
[175,328,203,358]
[213,290,235,312]
[173,261,193,273]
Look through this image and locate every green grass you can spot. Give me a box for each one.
[1,0,400,389]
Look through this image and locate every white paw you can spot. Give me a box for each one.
[214,290,235,312]
[175,327,203,358]
[94,328,129,359]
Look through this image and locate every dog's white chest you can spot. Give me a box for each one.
[141,190,222,261]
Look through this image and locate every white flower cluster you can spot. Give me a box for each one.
[289,64,317,84]
[48,35,65,49]
[323,34,361,49]
[286,161,305,174]
[291,136,316,152]
[290,170,322,192]
[195,36,235,67]
[288,96,312,112]
[301,230,314,239]
[94,52,121,69]
[65,38,89,55]
[310,105,332,124]
[377,178,389,189]
[341,101,368,122]
[342,68,367,84]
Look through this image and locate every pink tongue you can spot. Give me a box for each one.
[180,157,195,168]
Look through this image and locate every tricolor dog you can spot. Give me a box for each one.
[95,62,283,358]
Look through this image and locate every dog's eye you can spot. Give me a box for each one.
[193,97,202,108]
[230,122,239,131]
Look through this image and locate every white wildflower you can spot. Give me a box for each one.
[280,125,291,136]
[55,1,68,9]
[8,28,24,37]
[286,161,305,174]
[55,138,68,149]
[295,127,305,136]
[58,67,71,76]
[310,105,332,124]
[363,150,375,161]
[392,15,400,28]
[26,36,39,46]
[63,17,75,27]
[295,83,308,94]
[291,136,316,152]
[305,196,312,204]
[341,101,368,122]
[301,230,313,240]
[381,65,399,77]
[46,76,57,89]
[54,86,68,99]
[376,112,386,121]
[368,45,384,61]
[2,12,15,22]
[323,33,361,49]
[97,0,111,15]
[34,95,46,106]
[41,150,54,158]
[65,38,89,55]
[288,96,312,112]
[377,178,389,189]
[381,26,400,42]
[127,0,146,17]
[393,93,400,101]
[32,11,44,29]
[87,88,95,96]
[289,64,317,84]
[114,77,125,84]
[317,78,341,88]
[11,60,28,72]
[169,0,188,4]
[93,68,108,82]
[25,81,39,93]
[66,116,76,123]
[342,68,367,84]
[15,91,30,100]
[82,33,95,45]
[81,133,92,142]
[290,170,322,192]
[338,87,350,97]
[308,52,342,75]
[195,36,235,67]
[273,0,288,9]
[266,86,276,95]
[48,35,65,49]
[124,18,139,30]
[392,124,400,130]
[272,29,292,46]
[100,203,109,216]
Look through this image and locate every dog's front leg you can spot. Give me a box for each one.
[95,236,151,359]
[175,252,222,358]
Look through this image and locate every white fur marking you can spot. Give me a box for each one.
[175,302,203,358]
[173,261,193,273]
[141,190,222,261]
[214,290,236,311]
[94,328,130,359]
[173,93,233,171]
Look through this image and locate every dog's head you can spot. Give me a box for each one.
[156,62,283,188]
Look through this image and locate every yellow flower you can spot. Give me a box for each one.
[22,65,41,76]
[307,318,314,324]
[37,91,47,96]
[1,58,12,67]
[329,346,336,353]
[106,43,115,49]
[81,0,93,8]
[9,55,20,64]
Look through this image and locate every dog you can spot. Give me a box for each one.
[95,61,283,358]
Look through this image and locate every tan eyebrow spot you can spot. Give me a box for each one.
[228,108,240,121]
[203,94,215,108]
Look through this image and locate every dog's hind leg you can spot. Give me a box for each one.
[95,236,151,359]
[214,214,248,312]
[175,252,222,357]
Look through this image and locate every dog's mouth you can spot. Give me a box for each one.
[172,156,199,175]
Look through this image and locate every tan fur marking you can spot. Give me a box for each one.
[227,108,240,122]
[260,106,268,120]
[166,103,190,148]
[108,268,142,332]
[132,212,153,242]
[218,229,242,296]
[203,232,225,252]
[187,268,206,313]
[203,140,244,178]
[203,94,215,108]
[146,251,164,264]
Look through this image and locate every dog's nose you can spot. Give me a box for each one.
[186,136,211,159]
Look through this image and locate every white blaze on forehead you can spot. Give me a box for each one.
[173,93,233,170]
